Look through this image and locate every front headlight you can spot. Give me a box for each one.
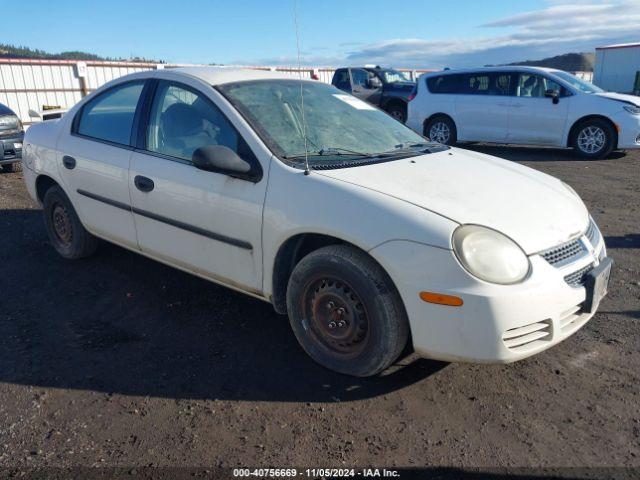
[623,104,640,115]
[452,225,530,284]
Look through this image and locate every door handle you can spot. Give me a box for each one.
[62,155,76,170]
[134,175,155,192]
[511,104,524,108]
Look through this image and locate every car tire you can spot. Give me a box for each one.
[43,185,98,259]
[386,103,407,123]
[571,118,616,159]
[425,116,457,145]
[286,244,409,377]
[2,161,22,173]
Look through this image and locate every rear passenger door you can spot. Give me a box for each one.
[57,80,146,249]
[128,79,268,294]
[454,72,510,142]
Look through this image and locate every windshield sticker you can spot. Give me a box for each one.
[332,94,376,110]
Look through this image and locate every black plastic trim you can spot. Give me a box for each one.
[76,189,252,250]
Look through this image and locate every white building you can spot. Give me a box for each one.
[593,42,640,94]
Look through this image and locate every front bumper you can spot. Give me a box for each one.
[612,111,640,149]
[370,224,608,363]
[0,133,24,165]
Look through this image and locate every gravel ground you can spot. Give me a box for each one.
[0,146,638,475]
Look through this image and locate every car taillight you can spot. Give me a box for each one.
[407,88,417,101]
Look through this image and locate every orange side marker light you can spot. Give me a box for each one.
[419,291,463,307]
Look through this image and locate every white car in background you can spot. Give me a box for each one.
[22,67,612,377]
[406,66,640,159]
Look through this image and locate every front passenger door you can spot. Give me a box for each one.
[129,80,268,293]
[349,69,382,106]
[507,73,570,145]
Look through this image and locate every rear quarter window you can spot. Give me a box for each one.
[426,75,459,94]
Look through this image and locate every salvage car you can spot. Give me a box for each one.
[0,102,24,173]
[332,66,415,122]
[406,66,640,159]
[22,68,612,376]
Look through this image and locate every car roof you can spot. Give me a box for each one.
[138,66,311,85]
[421,66,563,78]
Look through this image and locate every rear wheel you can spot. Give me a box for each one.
[286,245,409,377]
[571,118,615,159]
[43,185,98,259]
[425,116,457,145]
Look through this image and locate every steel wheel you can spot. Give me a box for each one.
[429,121,451,144]
[577,126,606,154]
[305,276,369,358]
[51,203,73,246]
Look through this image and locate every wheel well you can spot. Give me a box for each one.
[383,98,406,112]
[567,115,618,148]
[35,175,59,204]
[271,233,348,314]
[423,113,455,136]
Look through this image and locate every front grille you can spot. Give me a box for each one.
[502,320,552,352]
[540,238,586,266]
[564,263,594,288]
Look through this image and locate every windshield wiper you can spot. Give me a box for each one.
[283,146,375,160]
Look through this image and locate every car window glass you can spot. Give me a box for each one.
[460,74,491,95]
[146,83,239,162]
[516,74,562,98]
[76,82,144,145]
[427,75,459,94]
[495,74,511,96]
[333,70,351,90]
[350,69,371,88]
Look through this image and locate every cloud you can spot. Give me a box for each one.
[248,0,640,68]
[345,0,640,68]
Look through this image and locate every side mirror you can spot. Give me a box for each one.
[368,77,382,89]
[545,89,560,104]
[28,109,42,119]
[192,145,257,181]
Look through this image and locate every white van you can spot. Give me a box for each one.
[406,66,640,159]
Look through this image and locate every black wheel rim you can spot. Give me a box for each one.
[303,276,369,358]
[52,203,73,246]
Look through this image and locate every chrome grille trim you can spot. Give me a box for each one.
[564,263,594,288]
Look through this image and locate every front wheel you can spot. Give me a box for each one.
[386,103,407,123]
[1,161,22,173]
[425,116,457,145]
[286,245,409,377]
[572,119,616,159]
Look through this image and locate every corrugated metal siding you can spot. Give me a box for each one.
[593,46,640,92]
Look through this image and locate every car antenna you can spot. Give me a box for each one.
[293,0,311,175]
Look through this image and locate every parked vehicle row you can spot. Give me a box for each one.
[0,103,24,173]
[406,66,640,159]
[22,67,612,376]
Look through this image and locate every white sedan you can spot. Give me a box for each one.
[22,67,612,376]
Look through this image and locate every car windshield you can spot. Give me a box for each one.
[218,80,433,165]
[379,69,411,84]
[552,71,604,94]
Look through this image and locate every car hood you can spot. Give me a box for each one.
[316,148,589,254]
[594,92,640,106]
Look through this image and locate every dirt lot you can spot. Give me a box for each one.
[0,146,639,475]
